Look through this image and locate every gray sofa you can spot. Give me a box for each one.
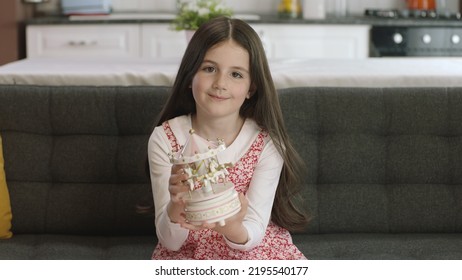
[0,84,461,259]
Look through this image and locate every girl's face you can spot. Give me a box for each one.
[191,39,254,121]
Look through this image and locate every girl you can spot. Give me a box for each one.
[148,16,309,260]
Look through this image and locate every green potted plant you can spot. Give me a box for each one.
[173,0,233,39]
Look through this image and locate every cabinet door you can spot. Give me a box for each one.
[26,24,140,58]
[251,24,370,59]
[141,24,188,59]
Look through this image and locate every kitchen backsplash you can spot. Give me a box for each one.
[36,0,459,16]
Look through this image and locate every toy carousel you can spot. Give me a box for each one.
[169,129,241,226]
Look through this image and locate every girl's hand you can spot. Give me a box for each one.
[166,164,190,223]
[180,193,250,244]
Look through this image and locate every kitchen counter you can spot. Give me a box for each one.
[1,57,462,88]
[26,14,462,27]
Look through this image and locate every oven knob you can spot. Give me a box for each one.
[422,34,432,44]
[393,33,403,44]
[451,34,461,44]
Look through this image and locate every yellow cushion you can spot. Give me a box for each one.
[0,135,13,239]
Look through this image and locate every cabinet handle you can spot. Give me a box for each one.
[68,40,97,46]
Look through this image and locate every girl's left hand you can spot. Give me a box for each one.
[180,193,249,244]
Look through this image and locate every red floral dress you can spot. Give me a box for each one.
[152,121,306,260]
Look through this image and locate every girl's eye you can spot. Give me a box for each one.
[232,72,243,78]
[203,66,215,72]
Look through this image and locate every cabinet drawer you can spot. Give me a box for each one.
[251,24,370,59]
[27,24,140,58]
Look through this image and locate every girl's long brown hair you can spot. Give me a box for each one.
[151,17,309,232]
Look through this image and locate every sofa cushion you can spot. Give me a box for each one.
[278,87,462,234]
[0,135,13,239]
[292,233,462,259]
[0,85,170,235]
[0,234,155,259]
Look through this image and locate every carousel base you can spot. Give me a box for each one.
[184,182,241,226]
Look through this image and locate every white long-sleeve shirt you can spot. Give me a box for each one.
[148,115,283,251]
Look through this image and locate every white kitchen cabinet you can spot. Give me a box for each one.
[251,24,370,59]
[26,23,370,59]
[140,24,187,59]
[26,24,140,58]
[139,23,370,59]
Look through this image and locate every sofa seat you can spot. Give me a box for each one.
[2,233,462,260]
[0,234,156,260]
[293,233,462,260]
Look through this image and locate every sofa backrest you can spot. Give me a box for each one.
[279,87,462,234]
[0,85,169,235]
[1,85,461,236]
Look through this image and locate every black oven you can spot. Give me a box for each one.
[366,9,462,57]
[371,26,462,56]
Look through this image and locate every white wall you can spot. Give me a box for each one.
[36,0,460,16]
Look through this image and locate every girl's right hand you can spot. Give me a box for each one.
[166,164,190,223]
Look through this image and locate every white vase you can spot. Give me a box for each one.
[303,0,326,19]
